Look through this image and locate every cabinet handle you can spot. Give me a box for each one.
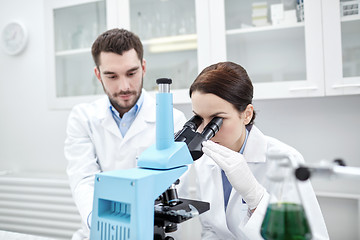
[332,84,360,89]
[289,86,318,91]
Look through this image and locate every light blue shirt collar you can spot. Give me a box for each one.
[109,92,144,137]
[239,128,249,154]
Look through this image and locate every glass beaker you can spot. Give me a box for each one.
[260,157,312,240]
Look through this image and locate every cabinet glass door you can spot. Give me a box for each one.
[129,0,198,91]
[53,1,106,97]
[222,0,325,99]
[323,0,360,95]
[340,0,360,78]
[224,0,306,84]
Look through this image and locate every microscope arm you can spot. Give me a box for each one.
[295,160,360,181]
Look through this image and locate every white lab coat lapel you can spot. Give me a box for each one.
[196,156,237,239]
[226,126,268,238]
[101,107,123,139]
[243,125,267,163]
[226,126,268,208]
[121,91,156,146]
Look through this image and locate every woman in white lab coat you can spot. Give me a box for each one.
[179,62,329,240]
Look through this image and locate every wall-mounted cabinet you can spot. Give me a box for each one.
[222,0,360,99]
[45,0,206,108]
[45,0,360,109]
[323,0,360,95]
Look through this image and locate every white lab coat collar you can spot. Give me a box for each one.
[243,125,267,163]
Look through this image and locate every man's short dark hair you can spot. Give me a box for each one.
[91,28,143,68]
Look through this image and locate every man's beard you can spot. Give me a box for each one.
[102,77,143,113]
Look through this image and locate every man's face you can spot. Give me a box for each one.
[94,49,146,117]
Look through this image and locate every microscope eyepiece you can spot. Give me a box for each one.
[175,116,223,160]
[174,115,203,141]
[201,117,223,140]
[156,78,172,93]
[184,115,203,131]
[156,78,172,84]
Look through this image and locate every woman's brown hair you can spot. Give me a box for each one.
[189,62,256,125]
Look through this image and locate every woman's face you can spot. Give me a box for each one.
[191,91,253,152]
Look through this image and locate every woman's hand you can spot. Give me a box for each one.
[202,140,265,209]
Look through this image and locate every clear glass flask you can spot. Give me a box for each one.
[260,157,312,240]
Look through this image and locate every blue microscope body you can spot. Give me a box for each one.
[90,79,194,240]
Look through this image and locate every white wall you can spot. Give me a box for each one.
[0,0,69,174]
[178,94,360,170]
[1,0,360,239]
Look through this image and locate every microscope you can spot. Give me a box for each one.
[90,78,222,240]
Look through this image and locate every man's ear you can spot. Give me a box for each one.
[94,66,102,83]
[142,58,146,76]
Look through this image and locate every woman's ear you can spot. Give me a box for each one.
[244,104,254,125]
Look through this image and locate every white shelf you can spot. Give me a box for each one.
[225,22,305,44]
[226,22,305,35]
[55,48,91,57]
[143,34,198,53]
[54,34,198,56]
[142,34,197,45]
[341,14,360,22]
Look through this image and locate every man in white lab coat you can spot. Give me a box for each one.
[64,28,186,240]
